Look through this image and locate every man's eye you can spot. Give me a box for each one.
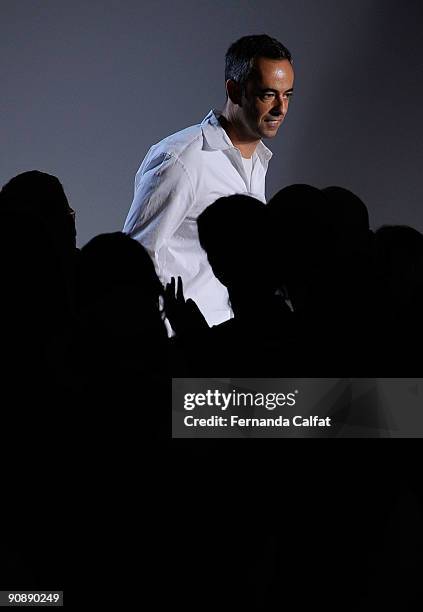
[261,93,275,100]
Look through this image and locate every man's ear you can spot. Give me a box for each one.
[226,79,243,106]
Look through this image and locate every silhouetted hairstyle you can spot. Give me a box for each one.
[197,194,267,289]
[375,225,423,287]
[0,170,77,252]
[78,232,163,306]
[225,34,292,89]
[321,186,372,258]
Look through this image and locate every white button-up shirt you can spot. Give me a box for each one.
[123,110,272,326]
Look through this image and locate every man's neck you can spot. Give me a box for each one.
[218,113,259,159]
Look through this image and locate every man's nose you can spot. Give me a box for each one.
[270,97,287,117]
[270,107,283,117]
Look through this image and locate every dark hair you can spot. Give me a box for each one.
[225,34,292,88]
[0,170,77,252]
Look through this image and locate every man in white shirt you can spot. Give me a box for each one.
[123,34,294,326]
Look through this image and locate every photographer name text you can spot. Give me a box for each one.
[184,415,331,428]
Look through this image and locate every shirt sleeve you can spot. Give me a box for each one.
[123,152,196,280]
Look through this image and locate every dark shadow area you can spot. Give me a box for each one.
[0,170,422,606]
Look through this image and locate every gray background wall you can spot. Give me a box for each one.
[1,0,422,247]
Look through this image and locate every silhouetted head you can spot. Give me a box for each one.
[198,194,267,290]
[322,186,372,256]
[374,225,423,304]
[77,233,169,391]
[223,35,294,141]
[267,184,334,287]
[0,170,77,253]
[78,232,163,306]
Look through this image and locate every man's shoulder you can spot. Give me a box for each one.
[150,122,204,160]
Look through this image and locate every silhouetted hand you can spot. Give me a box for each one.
[164,276,209,336]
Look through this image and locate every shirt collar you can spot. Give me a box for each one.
[201,109,273,164]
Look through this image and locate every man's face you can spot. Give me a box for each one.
[239,57,294,140]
